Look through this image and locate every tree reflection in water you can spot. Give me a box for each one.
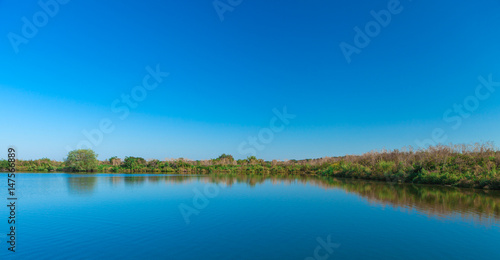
[66,175,97,195]
[66,173,500,225]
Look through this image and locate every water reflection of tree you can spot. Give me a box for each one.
[66,173,500,225]
[123,176,146,185]
[195,174,500,225]
[109,176,123,185]
[67,175,98,194]
[333,177,497,223]
[320,177,500,220]
[147,176,161,183]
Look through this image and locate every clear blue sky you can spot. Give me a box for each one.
[1,0,500,161]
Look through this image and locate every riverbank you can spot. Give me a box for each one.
[2,143,499,190]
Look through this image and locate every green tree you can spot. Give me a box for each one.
[246,156,257,164]
[123,156,146,170]
[65,149,98,172]
[108,156,118,164]
[214,154,235,165]
[217,154,234,161]
[0,159,9,170]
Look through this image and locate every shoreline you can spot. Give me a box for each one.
[2,168,499,190]
[3,144,499,190]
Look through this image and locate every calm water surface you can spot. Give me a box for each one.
[1,173,499,259]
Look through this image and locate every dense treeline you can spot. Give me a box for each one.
[1,143,500,189]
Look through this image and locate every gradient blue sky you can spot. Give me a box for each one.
[1,0,500,161]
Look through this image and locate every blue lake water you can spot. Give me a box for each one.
[0,173,499,259]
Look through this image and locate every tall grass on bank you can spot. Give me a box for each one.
[319,143,500,189]
[1,143,499,189]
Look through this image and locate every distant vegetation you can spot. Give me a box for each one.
[1,143,499,190]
